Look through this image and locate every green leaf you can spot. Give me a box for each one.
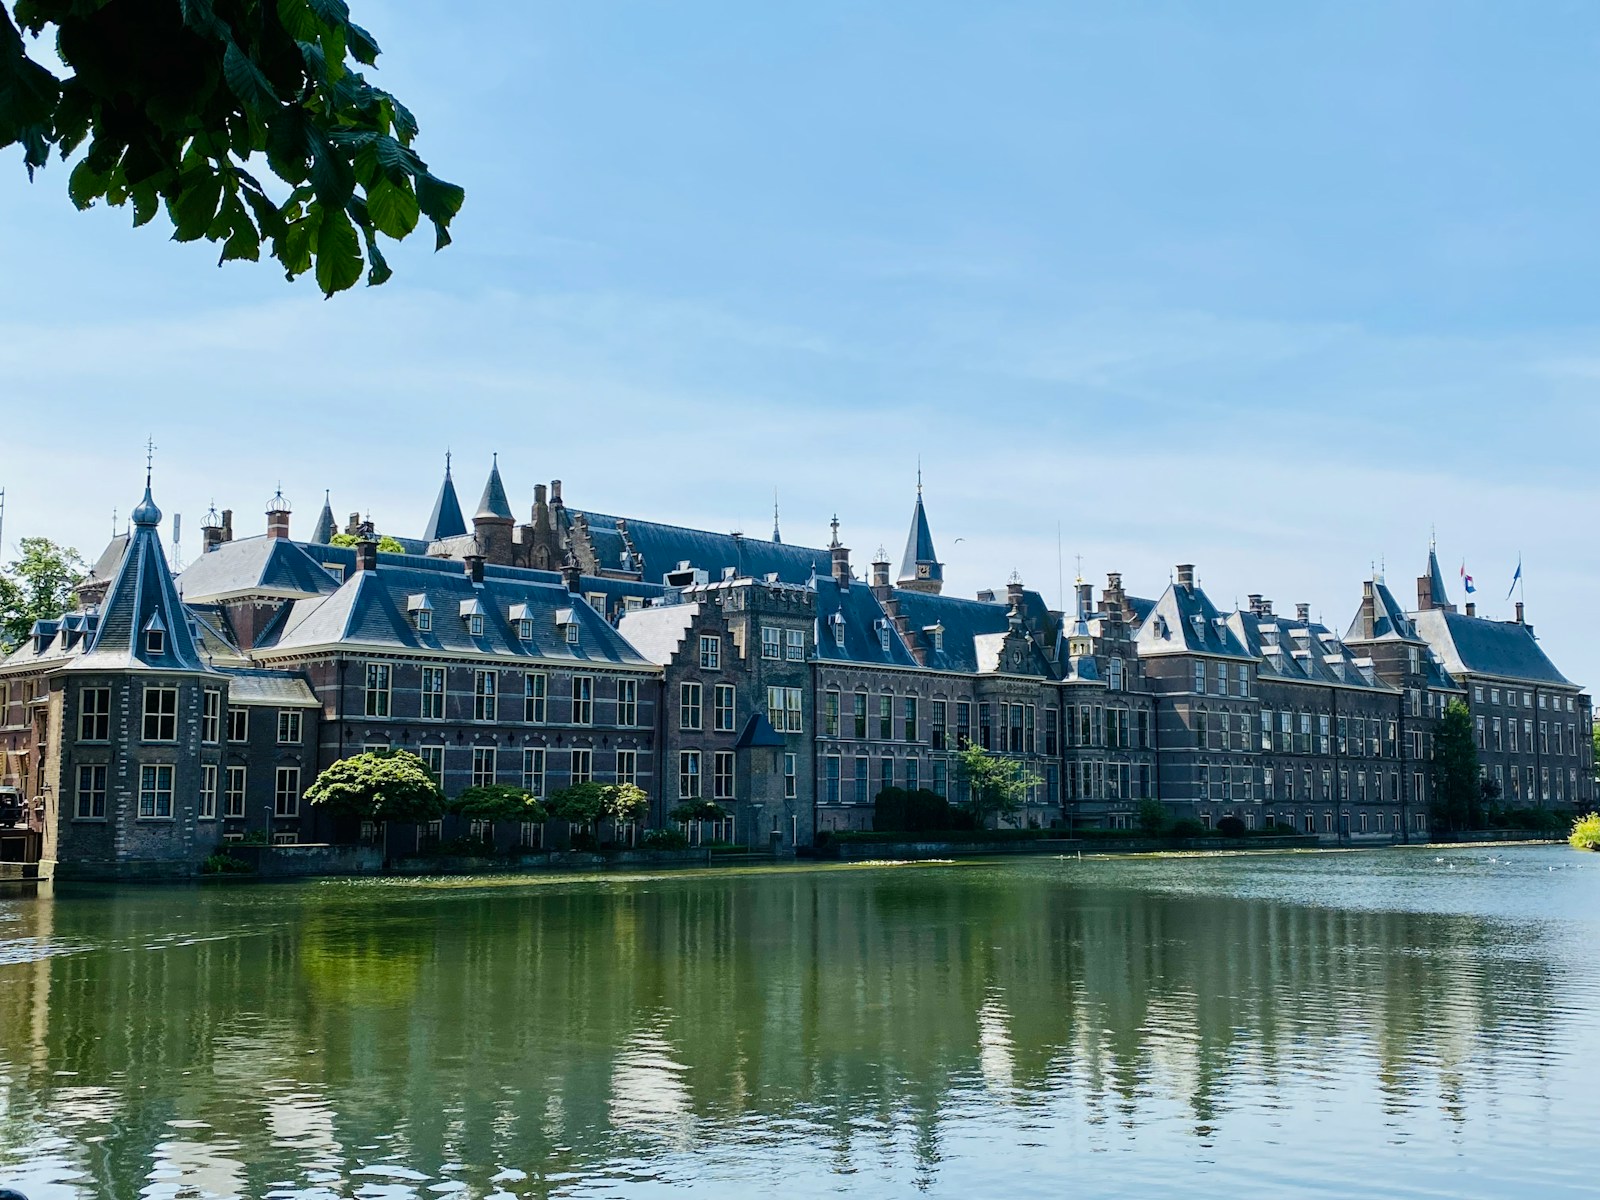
[307,129,355,209]
[168,167,224,242]
[297,39,329,91]
[307,0,352,27]
[415,171,465,250]
[130,182,159,227]
[347,21,381,66]
[222,41,278,116]
[359,222,392,286]
[280,208,318,278]
[312,204,362,296]
[372,133,419,182]
[364,175,418,239]
[216,196,260,263]
[67,158,106,210]
[276,0,319,40]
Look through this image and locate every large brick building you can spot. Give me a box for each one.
[1,459,1590,876]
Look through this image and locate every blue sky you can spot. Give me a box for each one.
[3,2,1599,683]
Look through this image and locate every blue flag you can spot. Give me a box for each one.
[1506,559,1522,601]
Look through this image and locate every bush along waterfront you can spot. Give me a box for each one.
[1571,813,1600,851]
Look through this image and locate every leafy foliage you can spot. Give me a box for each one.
[1136,797,1168,838]
[1570,812,1600,851]
[605,782,649,825]
[870,787,970,834]
[450,784,546,824]
[329,531,405,552]
[546,781,607,827]
[1,0,462,296]
[669,799,727,825]
[640,828,688,850]
[954,745,1040,829]
[1430,700,1482,832]
[0,537,85,650]
[1215,815,1247,838]
[304,747,443,822]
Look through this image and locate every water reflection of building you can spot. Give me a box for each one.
[0,865,1569,1194]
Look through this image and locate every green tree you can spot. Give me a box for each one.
[304,747,443,824]
[668,799,727,825]
[450,784,546,825]
[1431,699,1481,832]
[0,537,85,650]
[1,0,462,296]
[329,531,405,553]
[546,781,607,829]
[1137,797,1169,838]
[955,745,1040,830]
[604,782,649,826]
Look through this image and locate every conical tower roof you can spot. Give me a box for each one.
[423,455,468,541]
[475,454,513,521]
[311,491,337,544]
[897,476,943,592]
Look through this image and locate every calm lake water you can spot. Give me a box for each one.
[1,845,1597,1199]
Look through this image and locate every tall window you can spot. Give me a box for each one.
[274,767,301,818]
[824,690,840,737]
[904,758,919,791]
[679,750,702,798]
[824,755,840,804]
[228,707,249,742]
[680,682,703,730]
[978,703,992,749]
[525,673,547,723]
[472,746,497,788]
[786,628,805,661]
[1108,657,1124,691]
[199,765,217,819]
[761,627,781,659]
[956,702,971,747]
[421,667,446,720]
[700,635,721,670]
[225,766,247,817]
[572,676,593,724]
[616,748,637,787]
[616,678,637,727]
[571,748,593,785]
[853,756,868,804]
[879,756,894,795]
[1193,662,1206,694]
[523,747,546,796]
[714,684,736,732]
[903,697,918,742]
[277,709,303,745]
[878,694,893,740]
[76,764,107,819]
[852,693,867,738]
[138,764,174,818]
[142,686,178,742]
[419,745,445,788]
[365,663,391,717]
[200,689,220,744]
[768,687,802,733]
[473,670,498,722]
[784,753,797,799]
[713,750,735,800]
[933,759,948,798]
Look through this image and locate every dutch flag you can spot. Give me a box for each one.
[1459,562,1475,594]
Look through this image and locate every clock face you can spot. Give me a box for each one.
[917,565,929,578]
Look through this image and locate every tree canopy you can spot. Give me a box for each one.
[546,781,606,827]
[955,745,1039,829]
[1,0,463,296]
[329,531,404,553]
[304,747,443,823]
[450,783,546,825]
[1430,699,1482,832]
[0,536,85,650]
[669,799,727,825]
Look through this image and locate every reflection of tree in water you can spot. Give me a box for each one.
[0,864,1571,1196]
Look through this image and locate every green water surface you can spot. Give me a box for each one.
[1,844,1596,1198]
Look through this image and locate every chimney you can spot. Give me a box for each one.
[1247,593,1263,616]
[265,490,291,539]
[829,516,851,590]
[1260,598,1273,616]
[464,551,485,585]
[1295,602,1310,622]
[1176,564,1195,591]
[356,530,379,574]
[1416,574,1433,612]
[346,511,361,536]
[202,509,225,554]
[1515,601,1525,624]
[562,559,582,594]
[221,509,233,543]
[550,479,563,505]
[870,549,890,595]
[1465,601,1476,618]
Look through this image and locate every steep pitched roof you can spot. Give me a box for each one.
[1229,609,1390,692]
[897,492,942,586]
[891,589,1012,674]
[576,511,829,586]
[1135,578,1254,659]
[1345,579,1421,643]
[810,577,920,668]
[310,493,337,544]
[70,485,209,673]
[178,536,343,603]
[1412,609,1574,686]
[1425,547,1451,609]
[616,603,699,666]
[423,459,468,541]
[475,457,513,521]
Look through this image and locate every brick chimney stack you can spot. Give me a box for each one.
[265,489,291,539]
[1176,564,1195,591]
[1296,602,1310,622]
[562,558,582,594]
[1515,601,1525,624]
[829,516,851,590]
[355,524,379,574]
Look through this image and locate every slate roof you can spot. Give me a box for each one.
[310,494,337,545]
[1229,609,1390,692]
[1425,548,1451,610]
[217,668,320,707]
[475,457,513,521]
[84,533,130,586]
[257,555,651,666]
[55,487,211,674]
[891,589,1014,674]
[734,712,786,749]
[1344,579,1420,643]
[575,510,830,586]
[810,577,921,669]
[1134,578,1254,659]
[423,460,468,542]
[897,493,942,585]
[178,536,343,603]
[616,604,699,666]
[1412,609,1574,687]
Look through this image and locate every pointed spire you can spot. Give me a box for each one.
[423,453,467,541]
[475,453,513,521]
[772,489,782,544]
[896,474,943,594]
[311,490,337,544]
[1426,544,1450,608]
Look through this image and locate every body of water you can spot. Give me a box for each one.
[1,844,1596,1198]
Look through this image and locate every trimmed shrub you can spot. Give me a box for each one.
[640,828,689,850]
[1570,812,1600,851]
[1215,815,1247,838]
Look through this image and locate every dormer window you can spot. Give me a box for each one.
[146,629,165,656]
[566,623,580,645]
[876,621,891,654]
[516,619,532,641]
[407,593,434,634]
[508,603,534,642]
[925,623,944,653]
[556,607,580,646]
[460,597,485,637]
[416,610,433,633]
[830,611,846,647]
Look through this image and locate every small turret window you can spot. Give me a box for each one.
[145,629,165,656]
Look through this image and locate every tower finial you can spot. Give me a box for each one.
[772,489,782,543]
[829,513,840,548]
[144,435,156,488]
[916,456,922,495]
[445,449,452,476]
